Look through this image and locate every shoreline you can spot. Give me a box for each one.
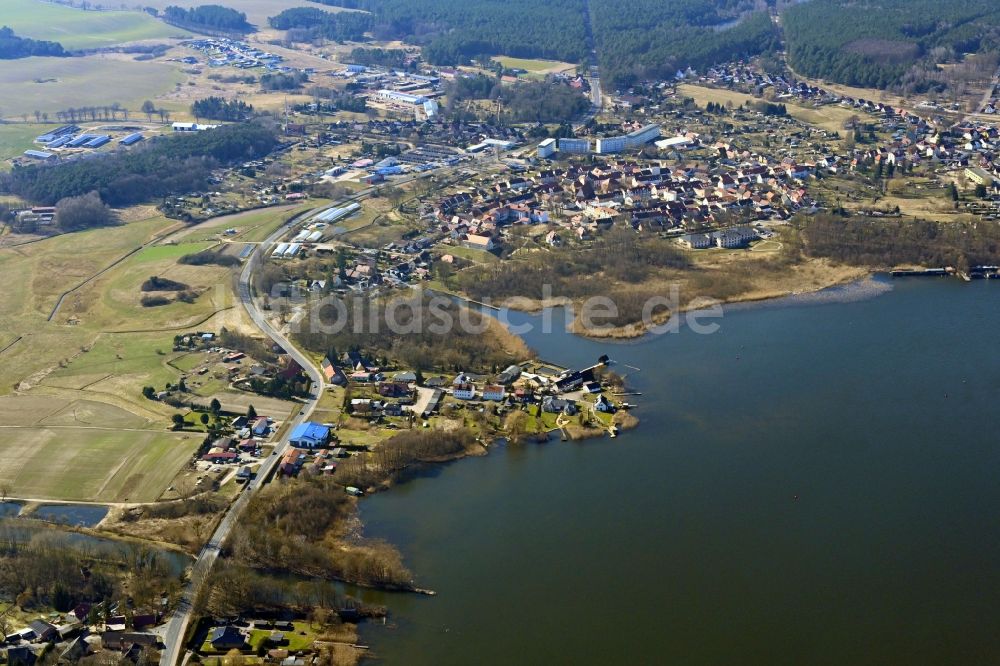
[452,263,874,341]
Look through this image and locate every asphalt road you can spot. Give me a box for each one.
[159,153,503,666]
[158,206,327,666]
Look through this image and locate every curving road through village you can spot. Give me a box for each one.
[158,148,507,666]
[158,205,327,666]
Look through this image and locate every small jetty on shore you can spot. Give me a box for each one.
[890,267,954,278]
[968,265,1000,279]
[891,266,1000,281]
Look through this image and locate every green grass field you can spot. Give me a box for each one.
[199,622,317,654]
[494,55,577,75]
[441,244,501,264]
[2,0,189,49]
[0,426,200,502]
[0,123,50,167]
[132,241,215,264]
[168,203,324,243]
[0,55,183,118]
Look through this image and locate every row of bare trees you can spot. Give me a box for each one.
[6,100,174,125]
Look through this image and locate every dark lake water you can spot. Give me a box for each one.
[0,502,21,518]
[33,504,109,527]
[359,277,1000,665]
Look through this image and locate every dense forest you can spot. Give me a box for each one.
[295,292,524,372]
[0,26,66,59]
[261,71,309,90]
[591,0,780,89]
[162,4,253,32]
[348,47,409,68]
[456,228,700,327]
[783,0,1000,90]
[191,96,253,121]
[799,214,1000,268]
[446,74,589,123]
[225,476,411,586]
[459,228,690,301]
[305,0,778,86]
[268,7,373,42]
[306,0,589,65]
[2,123,278,206]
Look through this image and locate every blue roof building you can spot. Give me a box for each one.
[120,132,144,146]
[23,150,55,160]
[289,422,330,449]
[84,135,111,148]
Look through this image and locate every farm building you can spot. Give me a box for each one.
[23,150,56,161]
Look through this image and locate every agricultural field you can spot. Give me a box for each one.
[0,54,184,119]
[0,424,200,502]
[1,0,189,50]
[0,395,199,503]
[0,207,284,502]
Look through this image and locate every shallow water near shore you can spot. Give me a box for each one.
[359,278,1000,665]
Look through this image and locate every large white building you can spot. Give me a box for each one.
[557,137,591,154]
[626,123,661,146]
[596,124,660,154]
[375,89,429,106]
[595,136,627,154]
[172,122,219,132]
[537,138,556,158]
[422,99,440,120]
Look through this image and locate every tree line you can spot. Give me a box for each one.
[0,26,66,59]
[2,123,279,206]
[459,227,691,301]
[0,523,180,621]
[334,429,478,488]
[162,4,252,32]
[224,476,412,587]
[191,96,253,121]
[456,228,705,328]
[302,0,783,86]
[347,46,409,68]
[261,71,309,90]
[268,7,373,42]
[54,191,120,231]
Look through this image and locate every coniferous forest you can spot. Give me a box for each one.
[303,0,779,89]
[784,0,1000,90]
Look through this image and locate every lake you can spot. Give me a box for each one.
[359,277,1000,665]
[32,504,109,527]
[0,502,21,518]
